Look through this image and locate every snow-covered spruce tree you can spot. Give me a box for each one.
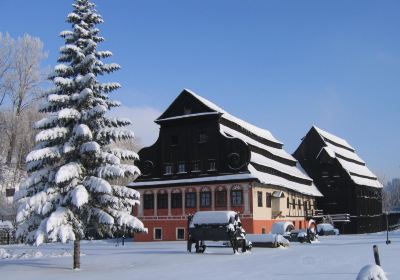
[15,0,145,269]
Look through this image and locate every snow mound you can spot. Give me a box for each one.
[0,248,73,260]
[356,265,388,280]
[0,248,11,259]
[246,234,290,247]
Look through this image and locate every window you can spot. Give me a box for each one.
[186,192,196,208]
[171,193,182,208]
[231,190,243,206]
[170,135,178,146]
[208,160,216,171]
[154,228,162,240]
[292,198,296,209]
[198,131,208,143]
[157,193,168,209]
[266,193,271,208]
[192,161,201,172]
[287,197,290,209]
[183,106,192,115]
[177,162,186,173]
[176,228,185,240]
[5,188,15,197]
[200,192,211,208]
[262,228,266,234]
[165,164,173,175]
[144,194,154,209]
[304,201,308,211]
[298,199,301,210]
[215,191,227,207]
[257,191,263,207]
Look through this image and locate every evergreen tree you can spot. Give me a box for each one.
[15,0,145,269]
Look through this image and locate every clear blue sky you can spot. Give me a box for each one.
[1,0,399,182]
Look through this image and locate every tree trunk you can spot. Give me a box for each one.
[6,126,16,164]
[73,238,80,269]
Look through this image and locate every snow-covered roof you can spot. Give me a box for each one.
[248,165,322,196]
[313,126,355,151]
[185,89,282,145]
[314,126,382,189]
[220,125,295,162]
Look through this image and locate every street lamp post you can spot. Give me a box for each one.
[385,211,391,245]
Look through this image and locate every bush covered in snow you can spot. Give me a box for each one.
[356,265,388,280]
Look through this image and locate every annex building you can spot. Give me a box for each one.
[130,89,322,241]
[293,126,383,234]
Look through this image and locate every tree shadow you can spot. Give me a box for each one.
[0,259,71,271]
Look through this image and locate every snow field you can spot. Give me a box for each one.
[0,231,398,280]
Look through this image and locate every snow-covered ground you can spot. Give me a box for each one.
[0,231,398,280]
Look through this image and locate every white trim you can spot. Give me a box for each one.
[157,112,220,122]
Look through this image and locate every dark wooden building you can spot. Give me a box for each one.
[130,89,322,241]
[293,126,383,234]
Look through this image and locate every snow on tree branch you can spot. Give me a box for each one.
[15,0,145,247]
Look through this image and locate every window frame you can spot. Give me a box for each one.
[192,161,201,172]
[176,228,185,241]
[185,192,196,208]
[177,162,186,174]
[266,192,272,208]
[208,159,217,171]
[157,193,168,209]
[231,189,243,206]
[215,190,227,207]
[171,192,182,209]
[164,163,173,175]
[143,193,154,210]
[200,191,211,208]
[154,228,162,241]
[257,191,263,207]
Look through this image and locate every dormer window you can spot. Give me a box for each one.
[164,164,173,175]
[177,162,186,173]
[208,159,216,171]
[198,131,208,143]
[171,135,178,147]
[183,106,192,115]
[192,161,201,172]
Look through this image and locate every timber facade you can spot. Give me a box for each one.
[293,126,383,234]
[130,89,322,241]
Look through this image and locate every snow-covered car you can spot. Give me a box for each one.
[317,223,339,236]
[187,211,252,254]
[271,221,295,236]
[282,220,319,243]
[246,233,289,248]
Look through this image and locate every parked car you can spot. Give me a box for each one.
[271,221,295,236]
[317,223,340,236]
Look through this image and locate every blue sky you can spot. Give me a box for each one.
[0,0,399,182]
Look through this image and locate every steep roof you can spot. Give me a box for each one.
[313,126,382,189]
[151,89,322,197]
